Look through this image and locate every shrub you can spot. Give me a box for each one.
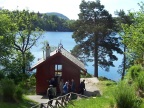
[18,74,36,89]
[14,86,23,100]
[114,81,141,108]
[128,65,143,80]
[18,75,36,95]
[19,79,31,89]
[80,72,92,78]
[137,71,144,91]
[0,71,5,81]
[98,76,109,81]
[0,78,15,102]
[29,75,36,86]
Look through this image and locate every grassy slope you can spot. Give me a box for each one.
[68,79,144,108]
[67,80,117,108]
[0,96,37,108]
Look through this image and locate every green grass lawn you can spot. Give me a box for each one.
[67,79,144,108]
[67,80,116,108]
[68,96,114,108]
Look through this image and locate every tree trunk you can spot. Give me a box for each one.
[22,53,26,74]
[94,33,98,77]
[121,45,126,80]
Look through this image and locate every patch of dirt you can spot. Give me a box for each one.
[81,77,101,96]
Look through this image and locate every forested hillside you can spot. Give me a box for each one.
[37,12,74,31]
[3,10,74,32]
[46,12,69,20]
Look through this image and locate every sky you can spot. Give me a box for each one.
[0,0,143,20]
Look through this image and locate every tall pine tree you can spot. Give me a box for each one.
[71,0,122,77]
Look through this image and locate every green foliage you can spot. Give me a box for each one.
[0,78,15,102]
[0,10,15,62]
[29,74,36,86]
[18,80,30,91]
[115,9,133,31]
[121,2,144,65]
[14,86,23,101]
[71,0,122,77]
[40,14,73,31]
[0,71,5,80]
[11,10,42,74]
[0,9,37,82]
[85,73,92,78]
[114,81,141,108]
[46,12,69,20]
[98,76,110,81]
[18,75,36,95]
[115,10,134,79]
[128,65,143,80]
[1,9,73,32]
[0,9,41,76]
[80,72,92,78]
[137,72,144,91]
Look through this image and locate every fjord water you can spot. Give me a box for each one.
[31,32,122,81]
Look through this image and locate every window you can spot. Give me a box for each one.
[55,64,62,76]
[55,64,62,71]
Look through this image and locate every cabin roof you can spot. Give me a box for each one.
[30,47,86,71]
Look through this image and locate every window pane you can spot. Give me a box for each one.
[57,65,62,71]
[55,65,57,71]
[55,72,62,76]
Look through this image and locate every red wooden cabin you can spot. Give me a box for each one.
[30,44,86,95]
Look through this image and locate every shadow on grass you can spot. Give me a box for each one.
[85,90,101,97]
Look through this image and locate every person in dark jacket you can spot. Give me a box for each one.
[49,77,57,96]
[79,80,86,95]
[47,85,54,104]
[71,79,76,92]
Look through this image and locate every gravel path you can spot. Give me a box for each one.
[27,77,100,104]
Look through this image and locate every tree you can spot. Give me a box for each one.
[0,10,15,62]
[9,10,43,74]
[71,0,122,77]
[115,10,133,79]
[1,50,34,83]
[121,2,144,67]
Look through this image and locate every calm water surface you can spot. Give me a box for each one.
[31,32,122,81]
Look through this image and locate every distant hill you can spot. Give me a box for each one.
[46,12,69,20]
